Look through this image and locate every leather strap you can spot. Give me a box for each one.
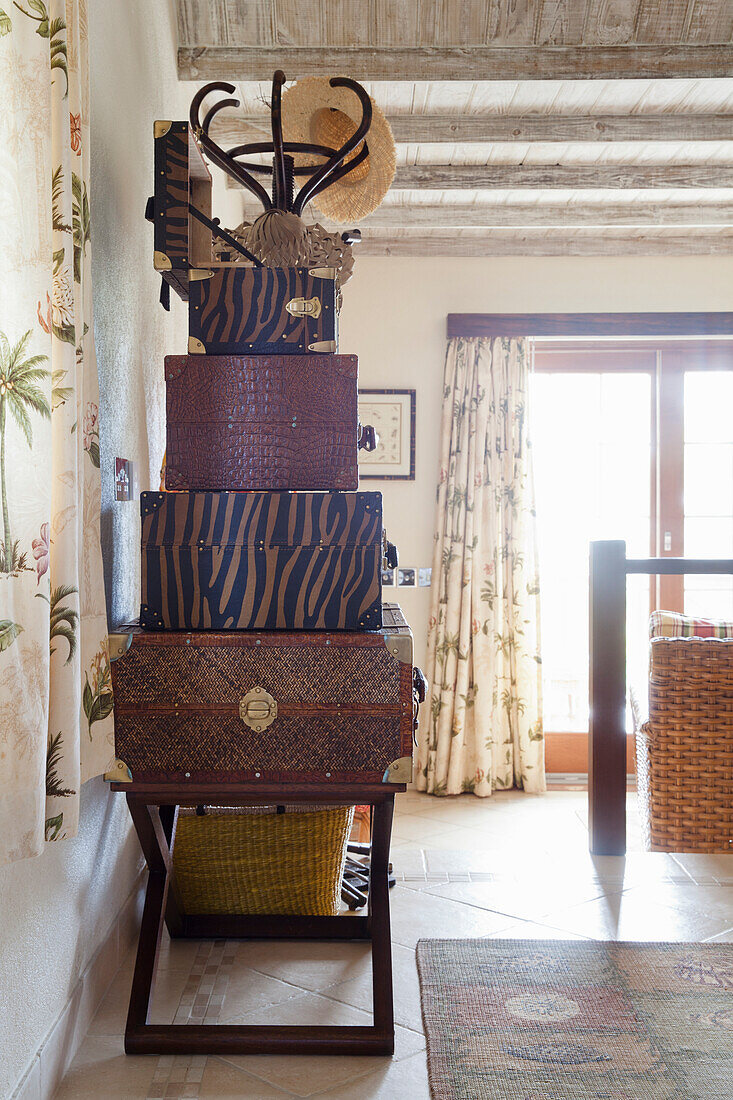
[413,666,428,704]
[383,540,399,571]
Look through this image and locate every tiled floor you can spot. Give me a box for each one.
[55,790,733,1099]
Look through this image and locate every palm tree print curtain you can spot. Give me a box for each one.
[0,0,113,864]
[415,337,545,797]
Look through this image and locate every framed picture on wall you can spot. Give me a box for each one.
[358,389,416,481]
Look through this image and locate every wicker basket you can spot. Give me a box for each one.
[636,638,733,853]
[172,804,354,916]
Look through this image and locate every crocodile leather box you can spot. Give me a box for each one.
[165,354,362,492]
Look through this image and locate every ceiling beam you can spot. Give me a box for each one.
[211,113,733,146]
[238,202,733,229]
[178,45,733,82]
[391,165,733,189]
[227,164,733,191]
[355,236,733,257]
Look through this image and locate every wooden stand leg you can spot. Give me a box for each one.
[158,805,185,937]
[368,797,395,1052]
[125,801,171,1050]
[123,793,397,1056]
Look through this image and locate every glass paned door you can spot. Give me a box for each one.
[531,371,652,732]
[684,371,733,618]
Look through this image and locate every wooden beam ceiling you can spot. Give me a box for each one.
[210,112,733,145]
[227,165,733,190]
[392,165,733,189]
[177,0,733,50]
[180,2,733,255]
[178,44,733,82]
[356,235,733,257]
[233,204,733,230]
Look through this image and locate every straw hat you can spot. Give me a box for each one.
[281,77,396,223]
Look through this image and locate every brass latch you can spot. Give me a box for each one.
[239,686,278,731]
[286,295,322,319]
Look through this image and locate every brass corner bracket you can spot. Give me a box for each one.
[108,632,132,662]
[104,759,132,783]
[383,632,413,665]
[384,757,412,784]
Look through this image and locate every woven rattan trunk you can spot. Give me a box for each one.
[636,636,733,853]
[109,604,416,786]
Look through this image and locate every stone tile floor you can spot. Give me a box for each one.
[55,789,733,1099]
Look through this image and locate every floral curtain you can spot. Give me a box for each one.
[0,0,113,865]
[415,337,544,797]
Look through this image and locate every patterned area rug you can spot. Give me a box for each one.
[416,939,733,1100]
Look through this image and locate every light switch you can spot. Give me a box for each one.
[115,458,134,501]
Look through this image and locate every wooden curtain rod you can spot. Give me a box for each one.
[446,313,733,338]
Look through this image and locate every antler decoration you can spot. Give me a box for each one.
[189,73,373,217]
[189,81,273,211]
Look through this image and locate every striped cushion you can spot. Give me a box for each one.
[650,610,733,639]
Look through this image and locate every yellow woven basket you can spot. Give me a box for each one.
[172,805,354,916]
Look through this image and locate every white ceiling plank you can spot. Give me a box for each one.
[225,0,276,46]
[686,0,733,43]
[177,0,228,47]
[487,0,539,44]
[583,0,643,46]
[273,0,323,47]
[326,0,374,46]
[373,0,421,47]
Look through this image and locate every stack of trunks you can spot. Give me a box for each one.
[109,120,418,795]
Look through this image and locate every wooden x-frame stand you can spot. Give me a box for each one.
[114,782,402,1056]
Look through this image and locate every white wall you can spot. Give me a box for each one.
[340,255,733,668]
[3,2,195,1096]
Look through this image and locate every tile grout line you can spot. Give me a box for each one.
[145,939,237,1100]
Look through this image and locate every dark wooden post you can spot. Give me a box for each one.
[588,540,628,856]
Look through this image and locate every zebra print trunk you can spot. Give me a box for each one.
[153,121,212,302]
[140,491,388,631]
[188,267,338,355]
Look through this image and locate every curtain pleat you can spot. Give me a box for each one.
[416,336,545,797]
